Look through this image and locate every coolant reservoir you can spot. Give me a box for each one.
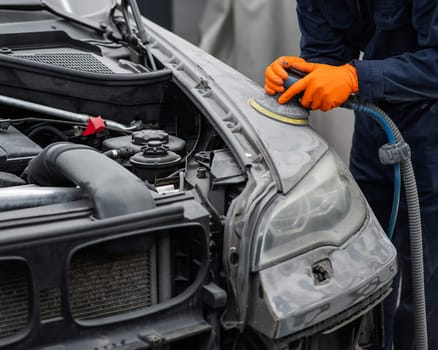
[129,140,181,183]
[102,130,186,157]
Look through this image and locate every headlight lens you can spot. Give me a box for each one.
[254,151,367,269]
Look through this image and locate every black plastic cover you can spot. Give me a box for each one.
[0,126,41,174]
[0,38,172,122]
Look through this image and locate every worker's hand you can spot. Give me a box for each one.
[264,56,307,95]
[279,60,359,111]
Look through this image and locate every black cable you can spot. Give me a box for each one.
[27,125,68,141]
[184,112,203,168]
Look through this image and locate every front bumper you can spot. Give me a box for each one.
[248,211,397,339]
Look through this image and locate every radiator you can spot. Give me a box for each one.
[0,261,31,339]
[69,244,157,321]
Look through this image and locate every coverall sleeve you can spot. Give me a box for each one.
[296,0,360,66]
[354,0,438,103]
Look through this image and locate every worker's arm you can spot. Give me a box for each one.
[265,0,361,110]
[266,0,438,109]
[297,0,438,103]
[355,0,438,103]
[295,0,360,65]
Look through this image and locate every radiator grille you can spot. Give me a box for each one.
[69,247,156,321]
[0,261,31,339]
[12,51,114,74]
[40,288,62,321]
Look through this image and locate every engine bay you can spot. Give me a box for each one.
[0,4,249,348]
[0,96,245,213]
[0,9,246,217]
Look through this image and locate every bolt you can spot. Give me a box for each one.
[147,334,162,345]
[197,167,207,178]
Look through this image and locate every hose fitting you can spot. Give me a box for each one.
[379,141,411,165]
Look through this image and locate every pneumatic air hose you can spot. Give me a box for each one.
[343,100,428,350]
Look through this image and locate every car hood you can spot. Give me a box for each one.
[144,20,328,194]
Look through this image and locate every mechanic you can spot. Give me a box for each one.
[264,1,438,349]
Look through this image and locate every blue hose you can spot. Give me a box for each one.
[342,100,428,350]
[346,102,400,239]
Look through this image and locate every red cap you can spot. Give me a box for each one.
[82,116,106,136]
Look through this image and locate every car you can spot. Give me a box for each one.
[0,1,397,349]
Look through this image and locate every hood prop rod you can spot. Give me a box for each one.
[0,94,140,133]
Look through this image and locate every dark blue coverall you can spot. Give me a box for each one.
[295,0,438,349]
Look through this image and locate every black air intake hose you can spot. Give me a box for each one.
[27,142,156,219]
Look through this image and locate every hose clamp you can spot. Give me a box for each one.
[379,141,411,165]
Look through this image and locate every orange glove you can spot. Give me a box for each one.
[264,56,359,112]
[264,56,307,95]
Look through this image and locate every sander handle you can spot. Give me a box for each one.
[284,67,307,89]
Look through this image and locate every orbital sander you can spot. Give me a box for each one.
[249,68,309,125]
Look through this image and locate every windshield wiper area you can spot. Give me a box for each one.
[0,0,157,71]
[0,0,108,35]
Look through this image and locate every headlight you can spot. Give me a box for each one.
[253,151,367,269]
